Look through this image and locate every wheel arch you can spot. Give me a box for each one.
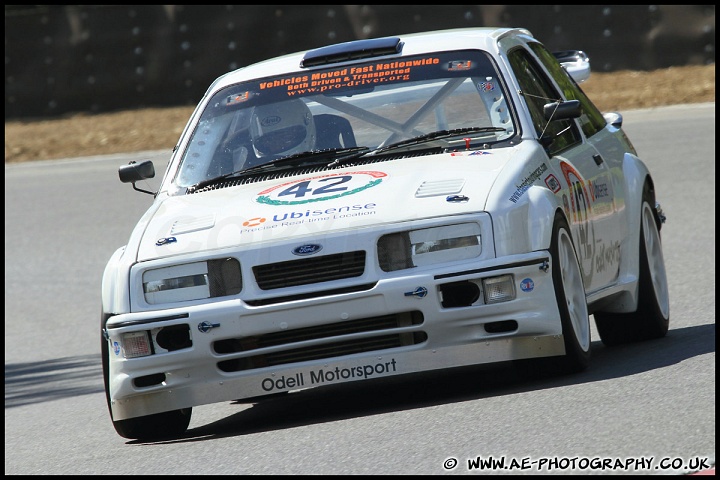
[526,185,567,253]
[618,153,656,284]
[102,246,132,315]
[491,184,569,257]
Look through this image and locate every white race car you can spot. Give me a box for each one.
[102,27,669,439]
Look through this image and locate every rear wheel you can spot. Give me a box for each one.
[101,318,192,440]
[595,182,669,346]
[516,214,590,376]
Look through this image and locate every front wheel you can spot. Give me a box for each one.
[111,407,193,441]
[595,182,670,346]
[516,214,590,376]
[101,321,192,440]
[551,214,592,373]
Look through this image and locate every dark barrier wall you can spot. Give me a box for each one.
[4,5,715,120]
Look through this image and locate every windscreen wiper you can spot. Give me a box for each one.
[370,127,507,154]
[188,146,370,192]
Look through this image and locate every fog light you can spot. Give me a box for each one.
[122,331,152,358]
[482,275,515,304]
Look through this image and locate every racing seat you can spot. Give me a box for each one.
[314,114,357,150]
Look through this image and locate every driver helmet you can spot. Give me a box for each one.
[249,99,316,158]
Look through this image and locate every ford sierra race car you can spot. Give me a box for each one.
[102,27,670,440]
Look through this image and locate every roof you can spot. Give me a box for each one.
[209,27,534,92]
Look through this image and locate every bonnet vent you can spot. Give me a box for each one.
[415,179,466,198]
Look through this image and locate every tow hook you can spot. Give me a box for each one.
[655,202,667,224]
[198,321,221,333]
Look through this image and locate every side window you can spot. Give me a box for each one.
[507,48,581,156]
[529,42,607,138]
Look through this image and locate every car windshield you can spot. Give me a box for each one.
[174,49,517,188]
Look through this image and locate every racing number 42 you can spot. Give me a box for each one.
[277,176,352,198]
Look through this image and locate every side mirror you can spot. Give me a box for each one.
[603,111,623,128]
[553,50,591,84]
[543,100,582,121]
[119,160,156,195]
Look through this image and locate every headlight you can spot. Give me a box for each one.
[143,258,242,304]
[378,223,482,272]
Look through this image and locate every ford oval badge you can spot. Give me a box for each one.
[292,244,323,256]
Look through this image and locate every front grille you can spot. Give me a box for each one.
[253,251,366,290]
[214,311,425,372]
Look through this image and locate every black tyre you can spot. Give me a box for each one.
[594,182,670,346]
[111,406,192,441]
[516,213,591,376]
[101,318,192,440]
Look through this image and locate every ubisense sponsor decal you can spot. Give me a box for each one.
[238,202,378,234]
[256,171,386,205]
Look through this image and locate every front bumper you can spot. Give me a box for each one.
[105,251,564,420]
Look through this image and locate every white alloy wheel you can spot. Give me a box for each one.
[557,228,591,353]
[641,202,670,320]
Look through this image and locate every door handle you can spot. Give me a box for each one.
[593,154,603,166]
